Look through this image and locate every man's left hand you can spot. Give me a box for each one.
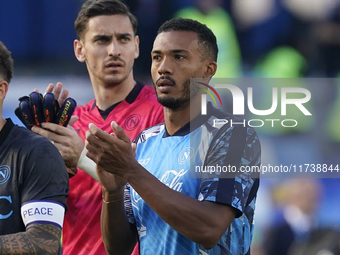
[85,121,138,180]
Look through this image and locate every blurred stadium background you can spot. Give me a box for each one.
[1,0,340,254]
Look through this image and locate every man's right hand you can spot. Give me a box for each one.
[32,119,83,168]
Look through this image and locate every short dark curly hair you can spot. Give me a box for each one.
[0,41,13,83]
[75,0,138,40]
[157,18,218,62]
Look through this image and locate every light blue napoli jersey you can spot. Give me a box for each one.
[127,104,261,255]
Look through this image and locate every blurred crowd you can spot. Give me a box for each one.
[1,0,340,254]
[126,0,340,78]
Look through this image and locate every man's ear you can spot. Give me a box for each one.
[74,39,86,63]
[204,61,217,79]
[134,35,140,59]
[0,81,9,100]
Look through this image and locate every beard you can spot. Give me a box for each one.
[155,78,199,110]
[157,96,188,110]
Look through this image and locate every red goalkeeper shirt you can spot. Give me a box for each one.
[62,82,164,255]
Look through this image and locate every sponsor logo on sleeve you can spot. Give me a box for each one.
[138,158,151,166]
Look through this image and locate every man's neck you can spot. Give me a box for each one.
[92,75,136,111]
[163,96,201,136]
[0,117,7,132]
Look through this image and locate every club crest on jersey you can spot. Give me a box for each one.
[0,165,11,185]
[124,114,141,131]
[178,147,194,165]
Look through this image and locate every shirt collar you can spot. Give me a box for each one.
[163,102,214,137]
[91,82,145,111]
[0,118,14,146]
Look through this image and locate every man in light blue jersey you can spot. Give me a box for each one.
[85,18,261,255]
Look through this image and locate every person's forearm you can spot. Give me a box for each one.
[125,165,235,249]
[101,189,138,255]
[0,223,61,255]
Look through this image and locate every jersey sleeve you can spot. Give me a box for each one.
[20,139,69,210]
[198,125,261,217]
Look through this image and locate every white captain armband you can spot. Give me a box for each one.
[21,201,65,228]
